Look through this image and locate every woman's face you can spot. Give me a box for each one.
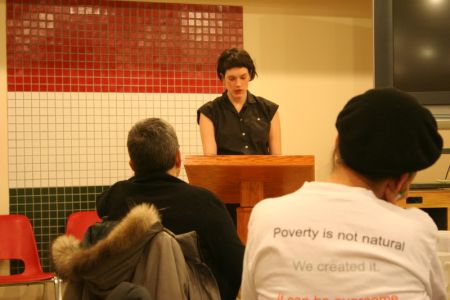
[222,67,250,103]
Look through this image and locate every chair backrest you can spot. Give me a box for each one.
[0,214,44,275]
[66,211,101,240]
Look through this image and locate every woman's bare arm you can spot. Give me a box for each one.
[199,113,218,155]
[268,111,281,155]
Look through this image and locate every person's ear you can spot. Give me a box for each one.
[332,135,341,164]
[384,173,410,204]
[129,160,135,172]
[175,149,182,168]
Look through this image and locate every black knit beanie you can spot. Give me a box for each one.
[336,88,443,178]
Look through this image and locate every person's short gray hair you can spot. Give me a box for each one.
[127,118,179,176]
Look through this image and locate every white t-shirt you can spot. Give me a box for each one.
[241,182,447,300]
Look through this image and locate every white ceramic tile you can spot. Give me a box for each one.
[22,92,31,100]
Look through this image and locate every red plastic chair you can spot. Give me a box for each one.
[0,214,62,300]
[66,211,101,240]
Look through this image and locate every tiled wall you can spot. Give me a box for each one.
[6,0,243,272]
[7,0,242,93]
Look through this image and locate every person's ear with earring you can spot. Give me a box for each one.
[395,189,406,201]
[382,172,414,204]
[395,172,415,202]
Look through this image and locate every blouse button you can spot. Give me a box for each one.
[245,145,249,149]
[242,132,246,136]
[257,117,260,121]
[240,118,243,122]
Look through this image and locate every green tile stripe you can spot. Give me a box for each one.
[9,185,110,273]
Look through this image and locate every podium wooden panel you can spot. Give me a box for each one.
[397,189,450,230]
[184,155,315,242]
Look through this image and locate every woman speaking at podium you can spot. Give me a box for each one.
[197,48,282,155]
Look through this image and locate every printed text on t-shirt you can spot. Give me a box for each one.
[273,227,405,251]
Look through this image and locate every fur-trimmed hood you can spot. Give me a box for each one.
[52,204,162,281]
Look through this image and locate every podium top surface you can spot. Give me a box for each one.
[184,155,315,203]
[184,155,314,166]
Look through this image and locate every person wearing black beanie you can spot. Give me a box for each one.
[241,88,447,300]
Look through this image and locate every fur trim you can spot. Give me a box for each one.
[52,204,160,280]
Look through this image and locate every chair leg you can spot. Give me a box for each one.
[53,277,63,300]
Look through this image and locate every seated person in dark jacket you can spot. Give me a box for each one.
[96,117,244,300]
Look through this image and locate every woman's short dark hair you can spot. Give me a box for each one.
[216,48,257,80]
[127,118,179,176]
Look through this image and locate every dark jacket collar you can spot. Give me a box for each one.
[129,172,183,184]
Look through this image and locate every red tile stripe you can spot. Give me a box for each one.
[7,0,243,93]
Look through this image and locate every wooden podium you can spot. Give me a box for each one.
[184,155,315,243]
